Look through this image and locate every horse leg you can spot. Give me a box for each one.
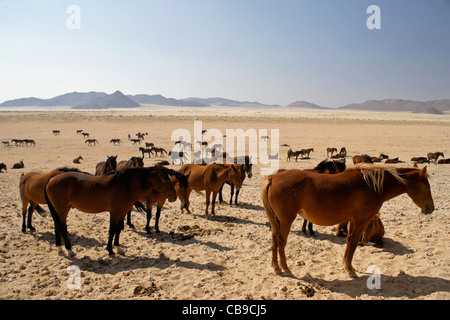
[343,220,368,278]
[218,183,224,204]
[27,202,37,231]
[145,206,153,235]
[21,198,29,232]
[205,190,211,215]
[234,189,240,205]
[211,191,218,215]
[278,221,294,274]
[107,215,122,256]
[154,206,162,233]
[229,183,234,205]
[308,222,315,236]
[126,211,135,229]
[301,219,308,235]
[113,218,125,255]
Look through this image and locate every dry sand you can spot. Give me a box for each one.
[0,106,449,300]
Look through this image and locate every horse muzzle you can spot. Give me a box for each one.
[422,203,435,215]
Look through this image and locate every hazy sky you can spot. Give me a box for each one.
[0,0,449,107]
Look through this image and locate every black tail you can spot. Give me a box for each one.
[43,179,64,231]
[133,201,147,217]
[33,203,48,217]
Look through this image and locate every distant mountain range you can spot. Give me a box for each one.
[1,91,449,114]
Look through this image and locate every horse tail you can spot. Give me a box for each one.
[43,179,64,231]
[33,203,48,218]
[260,176,282,244]
[194,190,205,196]
[133,201,147,218]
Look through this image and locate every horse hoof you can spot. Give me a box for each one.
[274,267,283,275]
[346,269,358,278]
[67,250,76,257]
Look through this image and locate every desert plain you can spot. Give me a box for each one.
[0,106,449,300]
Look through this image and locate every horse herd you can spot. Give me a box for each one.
[4,128,443,279]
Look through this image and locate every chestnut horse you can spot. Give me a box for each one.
[19,167,89,232]
[336,214,385,248]
[44,166,178,256]
[178,163,243,215]
[261,164,434,278]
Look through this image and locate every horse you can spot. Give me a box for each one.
[339,147,347,157]
[301,148,314,157]
[169,151,187,165]
[76,129,83,135]
[44,166,178,256]
[145,142,155,148]
[130,139,141,145]
[144,169,191,234]
[151,147,167,157]
[73,156,83,164]
[24,139,36,146]
[12,160,24,169]
[427,152,444,164]
[219,156,253,205]
[94,155,117,175]
[110,139,122,145]
[116,156,144,171]
[438,158,450,164]
[385,157,404,164]
[287,149,302,162]
[411,157,430,164]
[139,147,153,158]
[260,164,434,278]
[85,139,98,146]
[178,163,244,215]
[336,214,385,248]
[19,167,89,232]
[52,130,60,135]
[352,154,373,164]
[82,132,90,138]
[326,147,337,157]
[0,163,7,172]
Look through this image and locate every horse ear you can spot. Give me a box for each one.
[413,163,418,168]
[420,166,427,176]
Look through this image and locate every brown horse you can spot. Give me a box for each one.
[151,147,168,157]
[0,163,6,172]
[438,158,450,164]
[110,139,122,145]
[73,155,83,164]
[94,155,117,175]
[116,156,144,171]
[427,152,444,164]
[219,155,253,205]
[12,160,24,169]
[286,149,302,162]
[352,154,373,164]
[85,139,98,146]
[327,147,337,157]
[411,157,430,164]
[139,147,153,158]
[336,214,385,248]
[261,164,434,278]
[178,163,243,215]
[44,166,178,256]
[19,167,89,232]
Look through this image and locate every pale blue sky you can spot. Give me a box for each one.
[0,0,449,107]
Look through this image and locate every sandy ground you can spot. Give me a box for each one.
[0,107,449,300]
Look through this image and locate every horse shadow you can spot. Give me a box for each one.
[197,213,267,227]
[296,272,450,299]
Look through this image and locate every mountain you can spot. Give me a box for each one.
[0,97,46,107]
[287,101,330,109]
[339,99,450,114]
[183,97,279,107]
[73,90,140,109]
[42,91,107,107]
[128,94,208,107]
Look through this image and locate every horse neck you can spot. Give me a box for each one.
[380,170,408,202]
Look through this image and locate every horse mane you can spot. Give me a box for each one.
[351,164,409,194]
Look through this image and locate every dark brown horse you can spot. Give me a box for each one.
[73,155,83,164]
[94,155,117,175]
[12,160,24,169]
[427,152,444,164]
[44,166,178,256]
[116,156,144,171]
[85,139,98,146]
[19,167,89,232]
[151,147,168,157]
[178,163,243,215]
[219,155,253,205]
[261,164,434,278]
[336,214,385,248]
[0,163,6,172]
[139,147,154,158]
[438,158,450,164]
[286,149,302,162]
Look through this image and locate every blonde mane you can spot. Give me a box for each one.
[351,164,408,194]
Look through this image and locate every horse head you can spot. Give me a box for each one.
[405,166,435,215]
